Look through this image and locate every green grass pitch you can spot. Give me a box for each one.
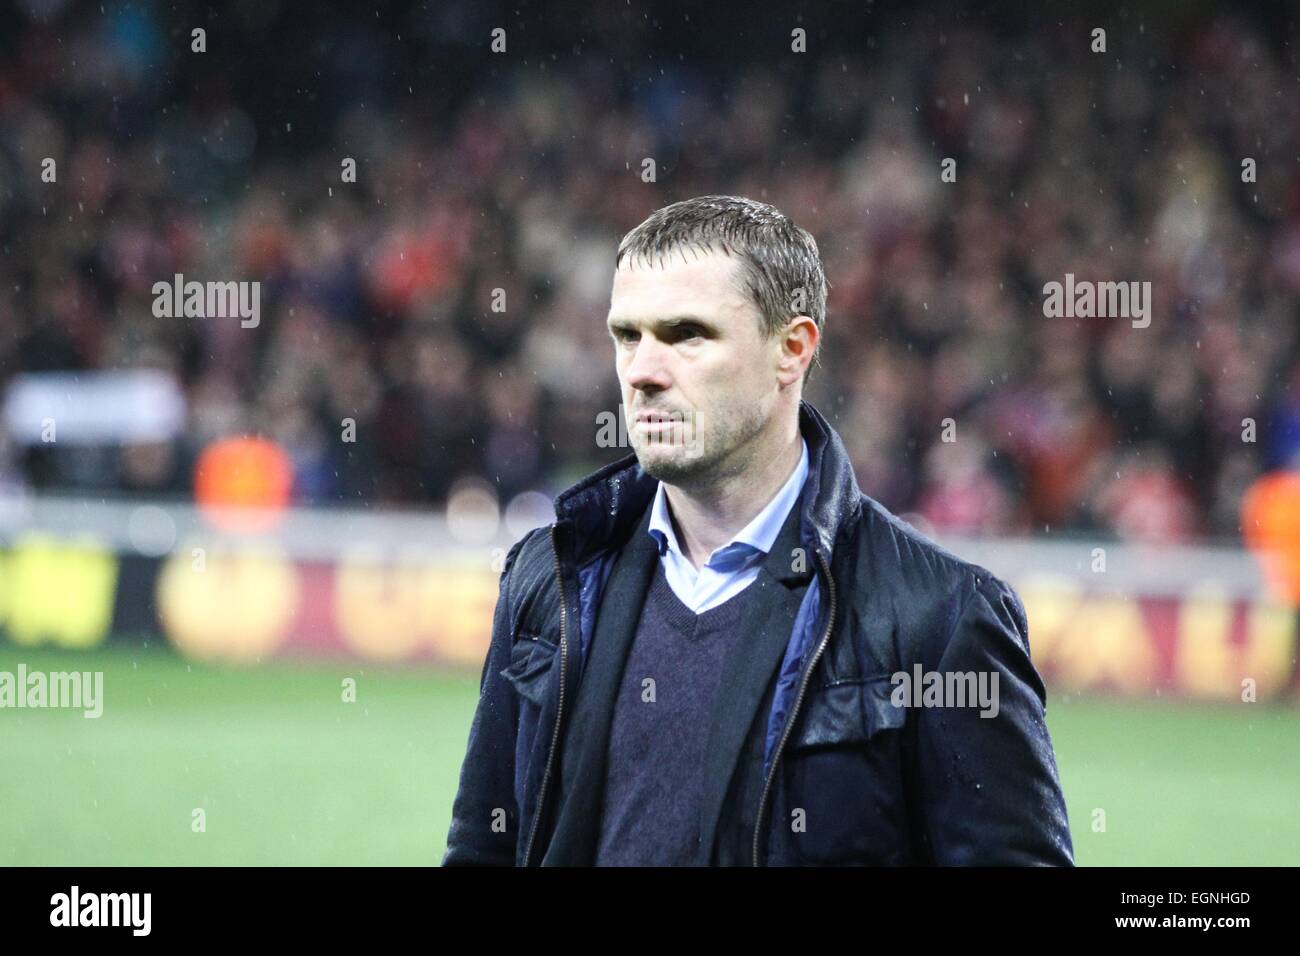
[1,644,1296,865]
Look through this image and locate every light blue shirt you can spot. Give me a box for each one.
[647,438,809,614]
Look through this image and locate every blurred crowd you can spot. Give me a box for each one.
[1,1,1298,544]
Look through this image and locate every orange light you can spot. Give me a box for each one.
[1241,471,1300,605]
[194,437,293,533]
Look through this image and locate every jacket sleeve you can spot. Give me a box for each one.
[441,533,533,866]
[914,572,1075,865]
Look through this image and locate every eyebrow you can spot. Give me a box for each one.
[606,315,718,335]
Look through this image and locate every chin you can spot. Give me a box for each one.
[635,443,710,483]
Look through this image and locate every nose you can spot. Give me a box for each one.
[623,335,673,394]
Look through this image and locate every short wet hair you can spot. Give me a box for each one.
[615,195,828,382]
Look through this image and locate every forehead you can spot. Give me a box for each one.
[608,247,754,321]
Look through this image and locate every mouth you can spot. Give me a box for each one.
[634,410,682,427]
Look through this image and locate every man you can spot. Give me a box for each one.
[443,195,1074,866]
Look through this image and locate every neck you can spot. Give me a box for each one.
[664,414,803,570]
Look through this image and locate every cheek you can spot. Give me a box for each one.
[688,351,756,404]
[714,350,766,392]
[698,346,750,381]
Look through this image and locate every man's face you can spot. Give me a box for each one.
[606,248,782,486]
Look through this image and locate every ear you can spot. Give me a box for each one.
[775,316,819,388]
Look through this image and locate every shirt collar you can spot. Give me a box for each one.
[647,437,810,567]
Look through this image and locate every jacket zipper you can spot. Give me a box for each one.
[521,523,568,867]
[751,548,837,867]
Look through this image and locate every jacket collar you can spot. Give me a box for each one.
[552,399,862,568]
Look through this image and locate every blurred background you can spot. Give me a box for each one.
[0,0,1297,865]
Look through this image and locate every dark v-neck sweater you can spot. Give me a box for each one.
[593,559,771,866]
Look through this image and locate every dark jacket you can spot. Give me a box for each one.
[443,400,1074,866]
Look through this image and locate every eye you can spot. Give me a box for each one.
[612,328,639,344]
[672,325,704,342]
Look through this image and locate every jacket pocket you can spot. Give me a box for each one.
[500,632,559,707]
[788,675,907,751]
[780,676,909,865]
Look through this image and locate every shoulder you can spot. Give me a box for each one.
[849,494,1007,590]
[838,493,1024,648]
[498,525,563,636]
